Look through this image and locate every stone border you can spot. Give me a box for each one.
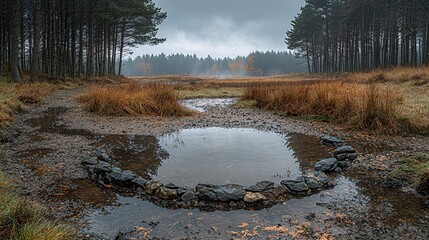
[81,134,356,210]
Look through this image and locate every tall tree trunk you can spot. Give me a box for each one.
[31,0,41,82]
[118,21,126,76]
[11,1,21,82]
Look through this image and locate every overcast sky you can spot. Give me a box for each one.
[131,0,305,59]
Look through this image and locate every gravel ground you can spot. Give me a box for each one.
[1,86,429,239]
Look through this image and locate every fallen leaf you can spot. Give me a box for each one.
[238,222,249,228]
[134,225,150,237]
[320,233,335,240]
[264,225,289,233]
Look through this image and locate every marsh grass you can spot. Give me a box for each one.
[243,81,418,134]
[78,83,194,117]
[0,172,75,239]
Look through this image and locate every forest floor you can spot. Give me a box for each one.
[0,72,429,239]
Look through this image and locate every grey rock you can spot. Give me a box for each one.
[218,184,246,201]
[156,187,178,200]
[96,148,110,162]
[164,183,180,189]
[262,186,286,201]
[337,160,349,169]
[334,146,355,155]
[196,184,218,201]
[145,180,163,195]
[94,161,112,173]
[120,170,135,181]
[109,167,123,180]
[181,191,198,201]
[347,153,358,160]
[314,158,338,172]
[246,181,274,192]
[81,156,98,165]
[335,153,348,161]
[243,192,267,203]
[304,176,320,190]
[132,177,147,188]
[314,171,331,186]
[281,180,309,192]
[322,135,344,145]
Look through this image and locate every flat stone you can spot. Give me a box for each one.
[246,181,274,192]
[314,158,338,172]
[164,183,180,189]
[94,161,112,173]
[244,192,267,203]
[156,187,178,200]
[322,135,344,145]
[81,156,98,165]
[347,153,358,160]
[334,146,355,155]
[145,180,163,195]
[181,191,198,201]
[281,180,309,192]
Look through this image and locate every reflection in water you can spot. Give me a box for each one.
[132,128,331,186]
[97,135,169,180]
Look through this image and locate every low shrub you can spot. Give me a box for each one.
[78,83,193,117]
[244,82,412,134]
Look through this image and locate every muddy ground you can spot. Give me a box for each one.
[1,86,429,239]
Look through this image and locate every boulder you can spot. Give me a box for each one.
[108,167,123,181]
[145,180,163,195]
[335,153,358,161]
[246,181,274,192]
[314,158,338,172]
[156,187,178,200]
[314,171,331,186]
[243,192,267,203]
[281,180,308,193]
[337,161,349,169]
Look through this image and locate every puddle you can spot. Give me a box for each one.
[181,98,237,112]
[103,128,332,186]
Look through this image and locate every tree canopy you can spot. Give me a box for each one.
[0,0,166,82]
[286,0,429,73]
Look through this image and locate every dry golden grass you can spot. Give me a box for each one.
[78,83,194,117]
[244,81,424,134]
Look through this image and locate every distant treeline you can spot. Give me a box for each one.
[0,0,165,82]
[286,0,429,73]
[123,51,307,76]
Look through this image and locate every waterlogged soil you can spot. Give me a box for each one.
[1,87,429,239]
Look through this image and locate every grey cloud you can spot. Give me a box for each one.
[132,0,305,58]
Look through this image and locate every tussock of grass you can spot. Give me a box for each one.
[78,83,194,117]
[244,81,416,134]
[0,172,75,239]
[389,153,429,193]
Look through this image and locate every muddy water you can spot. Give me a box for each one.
[181,98,237,112]
[28,107,429,239]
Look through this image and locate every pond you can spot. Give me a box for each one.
[101,128,332,186]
